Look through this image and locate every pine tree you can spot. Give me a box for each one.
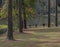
[7,0,14,40]
[55,0,58,27]
[22,0,27,29]
[48,0,50,27]
[18,0,23,33]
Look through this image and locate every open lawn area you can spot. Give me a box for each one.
[0,27,60,47]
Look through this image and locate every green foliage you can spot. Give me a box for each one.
[0,25,7,34]
[1,0,8,18]
[1,0,36,20]
[0,25,7,29]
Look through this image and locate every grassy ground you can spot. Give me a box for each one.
[0,27,60,47]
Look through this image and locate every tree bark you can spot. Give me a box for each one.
[0,0,2,18]
[7,0,14,40]
[48,0,51,27]
[18,0,23,33]
[55,0,58,27]
[0,0,2,8]
[22,0,27,29]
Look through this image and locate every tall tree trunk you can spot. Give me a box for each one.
[48,0,51,27]
[55,0,58,27]
[22,0,27,29]
[0,0,2,18]
[18,0,23,33]
[0,0,2,8]
[7,0,14,40]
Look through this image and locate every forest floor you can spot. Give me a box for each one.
[0,27,60,47]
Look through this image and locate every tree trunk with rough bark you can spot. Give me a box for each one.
[22,0,27,29]
[7,0,14,40]
[55,0,58,27]
[48,0,51,27]
[18,0,23,33]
